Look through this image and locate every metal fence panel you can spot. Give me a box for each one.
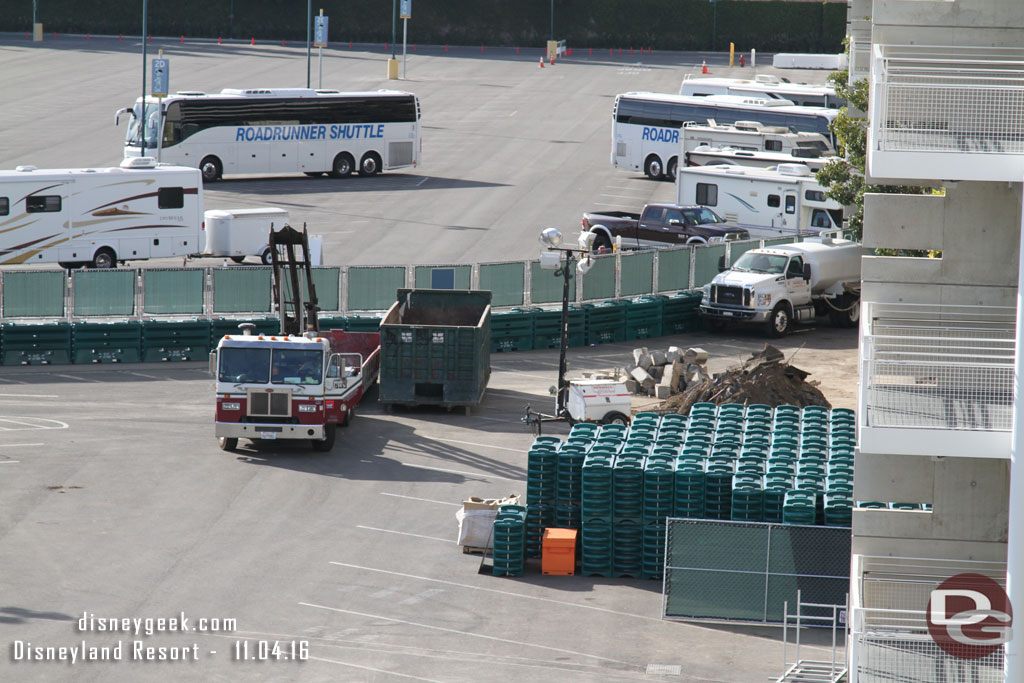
[2,271,65,318]
[657,247,691,292]
[73,270,136,317]
[212,267,272,313]
[143,269,205,315]
[763,237,797,248]
[530,260,575,305]
[692,243,727,288]
[281,267,341,312]
[620,251,654,297]
[664,519,850,624]
[414,264,471,290]
[479,262,526,307]
[581,254,616,301]
[729,239,761,265]
[347,266,405,311]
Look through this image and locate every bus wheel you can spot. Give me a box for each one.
[200,156,222,182]
[644,155,663,180]
[359,152,382,177]
[91,248,117,269]
[331,152,354,178]
[666,157,678,181]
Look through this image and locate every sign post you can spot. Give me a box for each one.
[400,0,411,79]
[313,11,328,89]
[151,53,169,163]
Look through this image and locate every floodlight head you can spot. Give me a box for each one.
[578,231,597,252]
[577,256,594,275]
[539,227,563,248]
[539,250,562,270]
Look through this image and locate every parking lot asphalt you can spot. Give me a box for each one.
[0,36,848,682]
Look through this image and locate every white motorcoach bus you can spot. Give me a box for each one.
[116,88,421,182]
[680,74,845,109]
[610,92,838,181]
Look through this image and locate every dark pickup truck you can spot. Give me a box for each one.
[581,204,750,251]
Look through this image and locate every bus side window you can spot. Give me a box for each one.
[0,197,8,216]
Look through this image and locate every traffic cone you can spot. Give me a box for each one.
[282,39,286,47]
[539,56,544,68]
[87,34,90,40]
[740,54,745,67]
[218,36,222,45]
[251,37,255,46]
[702,59,709,74]
[549,55,555,65]
[181,35,185,43]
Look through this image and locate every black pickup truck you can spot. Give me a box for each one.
[581,203,749,251]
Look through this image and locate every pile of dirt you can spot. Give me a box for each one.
[658,344,831,415]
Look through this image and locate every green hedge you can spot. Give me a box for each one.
[4,1,845,53]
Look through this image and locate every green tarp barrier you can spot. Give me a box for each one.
[143,269,204,315]
[581,254,616,301]
[2,271,65,318]
[414,265,471,290]
[657,247,691,292]
[620,251,654,297]
[530,260,575,305]
[73,270,135,317]
[479,262,526,307]
[347,266,405,311]
[212,268,271,313]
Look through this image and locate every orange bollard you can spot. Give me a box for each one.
[282,40,286,46]
[119,33,123,40]
[251,37,255,46]
[515,46,519,54]
[181,35,184,43]
[481,45,485,53]
[740,54,745,67]
[349,41,352,49]
[609,48,612,56]
[218,36,222,45]
[445,44,448,52]
[87,34,90,40]
[589,47,592,56]
[413,44,417,51]
[618,48,622,55]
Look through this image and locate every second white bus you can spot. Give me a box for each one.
[116,88,421,182]
[610,92,838,181]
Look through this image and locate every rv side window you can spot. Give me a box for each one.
[764,139,782,152]
[26,195,61,213]
[158,187,185,209]
[767,195,781,208]
[785,195,796,214]
[805,190,825,202]
[0,197,8,216]
[695,183,718,206]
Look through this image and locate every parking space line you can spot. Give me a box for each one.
[0,461,20,464]
[0,393,57,398]
[306,655,445,682]
[299,602,632,665]
[429,437,522,453]
[0,443,45,448]
[51,374,100,383]
[356,526,456,544]
[328,562,664,623]
[380,492,461,506]
[399,462,523,481]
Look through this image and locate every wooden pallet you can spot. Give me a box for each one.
[461,545,492,556]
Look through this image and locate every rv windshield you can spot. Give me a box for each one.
[219,347,271,384]
[125,102,161,149]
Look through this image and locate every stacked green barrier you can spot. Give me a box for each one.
[586,300,627,345]
[624,295,665,341]
[210,317,280,346]
[662,290,703,334]
[72,321,143,364]
[142,319,212,362]
[531,305,586,349]
[317,316,348,331]
[1,322,71,365]
[344,315,383,332]
[526,437,559,558]
[492,505,527,577]
[490,308,534,353]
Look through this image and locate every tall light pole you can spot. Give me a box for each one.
[550,0,554,42]
[306,0,311,87]
[391,0,397,59]
[141,0,148,158]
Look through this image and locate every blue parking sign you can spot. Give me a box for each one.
[314,15,329,47]
[151,58,169,97]
[400,0,411,19]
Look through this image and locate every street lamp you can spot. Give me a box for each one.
[537,227,595,421]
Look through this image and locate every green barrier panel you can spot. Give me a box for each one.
[212,268,272,313]
[344,315,382,332]
[1,322,72,365]
[657,247,691,293]
[624,296,664,340]
[210,317,280,345]
[586,300,627,344]
[581,254,616,301]
[72,321,142,363]
[763,237,797,248]
[620,251,654,297]
[530,261,575,305]
[2,271,66,318]
[281,267,341,312]
[663,290,704,334]
[347,266,405,311]
[479,262,526,307]
[491,308,534,352]
[692,243,727,288]
[729,240,761,265]
[532,305,586,349]
[73,270,136,317]
[413,265,471,290]
[318,315,347,331]
[142,319,211,361]
[143,269,204,315]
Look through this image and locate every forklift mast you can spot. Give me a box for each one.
[268,224,320,336]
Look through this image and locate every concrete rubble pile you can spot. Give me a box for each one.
[607,345,712,400]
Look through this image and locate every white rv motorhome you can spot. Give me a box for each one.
[680,74,845,108]
[681,120,834,158]
[686,145,830,172]
[676,163,843,238]
[0,158,203,268]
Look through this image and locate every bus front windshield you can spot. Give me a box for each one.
[125,102,161,149]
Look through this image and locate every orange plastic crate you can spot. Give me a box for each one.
[542,528,577,575]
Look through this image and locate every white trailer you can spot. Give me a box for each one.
[686,145,830,172]
[676,163,843,238]
[0,157,203,268]
[203,208,290,264]
[680,74,844,108]
[680,120,834,158]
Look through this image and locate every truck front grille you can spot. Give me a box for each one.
[714,286,746,307]
[247,389,291,418]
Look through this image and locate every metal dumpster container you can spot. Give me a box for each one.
[379,289,491,414]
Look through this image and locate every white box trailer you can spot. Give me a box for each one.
[203,208,290,264]
[680,120,834,159]
[686,145,830,172]
[676,163,843,239]
[0,157,203,268]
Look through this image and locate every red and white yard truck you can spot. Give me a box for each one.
[210,225,380,452]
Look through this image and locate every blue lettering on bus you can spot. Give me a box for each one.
[234,123,389,142]
[641,126,679,144]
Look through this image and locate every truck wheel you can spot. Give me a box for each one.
[312,424,336,452]
[331,152,354,178]
[602,411,629,426]
[644,155,664,180]
[686,237,708,245]
[200,156,222,182]
[229,255,245,264]
[218,437,238,452]
[593,232,612,252]
[767,303,791,338]
[703,317,726,332]
[261,248,274,265]
[829,295,860,328]
[359,152,382,177]
[666,157,678,181]
[91,248,117,269]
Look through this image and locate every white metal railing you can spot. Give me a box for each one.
[873,44,1024,155]
[861,302,1015,432]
